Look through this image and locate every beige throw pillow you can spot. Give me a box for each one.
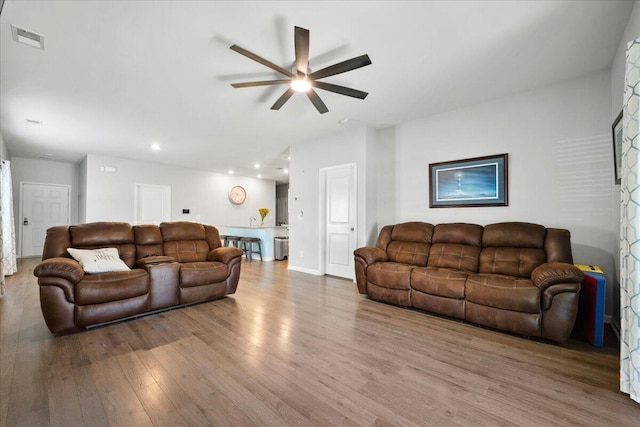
[67,247,130,274]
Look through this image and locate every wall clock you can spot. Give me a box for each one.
[228,185,246,205]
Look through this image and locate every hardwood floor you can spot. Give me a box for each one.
[1,258,639,426]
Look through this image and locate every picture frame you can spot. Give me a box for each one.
[429,153,508,208]
[612,110,623,185]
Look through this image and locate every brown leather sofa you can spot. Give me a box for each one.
[34,221,244,333]
[354,222,584,342]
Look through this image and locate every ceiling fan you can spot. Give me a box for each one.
[230,26,372,114]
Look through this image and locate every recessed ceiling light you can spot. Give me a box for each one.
[11,25,44,50]
[287,156,291,160]
[257,174,262,179]
[151,143,160,151]
[338,118,349,124]
[26,119,42,126]
[284,168,289,174]
[228,169,234,174]
[254,163,261,169]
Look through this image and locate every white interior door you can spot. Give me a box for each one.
[324,164,357,279]
[134,184,171,225]
[21,183,70,257]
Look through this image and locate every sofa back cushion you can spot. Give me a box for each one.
[479,222,546,278]
[160,221,210,263]
[134,224,164,259]
[428,223,482,272]
[378,222,433,266]
[545,228,573,264]
[68,222,136,268]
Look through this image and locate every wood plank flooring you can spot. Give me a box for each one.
[1,258,639,426]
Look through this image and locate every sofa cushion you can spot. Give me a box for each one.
[465,273,540,313]
[67,247,131,274]
[69,222,137,268]
[384,222,433,266]
[482,222,546,249]
[387,241,430,266]
[479,222,547,277]
[134,224,164,259]
[161,221,206,241]
[428,223,482,272]
[179,261,228,287]
[75,269,149,305]
[367,262,413,290]
[479,247,546,278]
[428,243,481,272]
[390,222,433,243]
[411,267,467,299]
[164,240,210,263]
[70,222,134,246]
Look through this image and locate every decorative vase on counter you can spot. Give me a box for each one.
[258,207,269,227]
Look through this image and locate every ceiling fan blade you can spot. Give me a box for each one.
[313,81,368,99]
[309,54,372,80]
[271,88,296,110]
[294,26,310,75]
[230,44,294,78]
[231,80,291,88]
[306,89,329,114]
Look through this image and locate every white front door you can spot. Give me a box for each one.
[21,183,70,257]
[134,184,171,225]
[323,164,357,279]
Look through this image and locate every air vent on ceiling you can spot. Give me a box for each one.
[11,24,44,50]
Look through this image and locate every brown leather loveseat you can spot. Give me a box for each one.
[354,222,584,342]
[34,221,244,333]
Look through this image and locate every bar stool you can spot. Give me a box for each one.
[240,237,262,261]
[219,234,228,246]
[225,236,241,248]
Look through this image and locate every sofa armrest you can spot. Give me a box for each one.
[136,255,176,268]
[34,257,84,284]
[531,262,583,291]
[354,246,388,266]
[208,247,244,264]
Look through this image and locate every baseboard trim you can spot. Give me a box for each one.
[287,265,321,275]
[611,317,621,341]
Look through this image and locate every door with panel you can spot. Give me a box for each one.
[21,183,70,257]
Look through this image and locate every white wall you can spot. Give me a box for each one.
[0,132,10,160]
[373,126,396,237]
[78,156,87,223]
[393,71,615,316]
[10,157,80,256]
[84,154,275,227]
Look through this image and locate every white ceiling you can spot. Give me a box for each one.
[0,1,633,183]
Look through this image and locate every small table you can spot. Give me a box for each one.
[575,264,606,347]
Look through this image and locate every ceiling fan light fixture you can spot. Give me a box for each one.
[291,77,311,93]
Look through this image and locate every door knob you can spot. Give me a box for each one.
[350,227,354,231]
[23,217,30,226]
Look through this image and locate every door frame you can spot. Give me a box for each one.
[19,181,71,258]
[318,162,357,277]
[133,183,172,225]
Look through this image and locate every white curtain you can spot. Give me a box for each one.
[0,159,17,296]
[620,37,640,405]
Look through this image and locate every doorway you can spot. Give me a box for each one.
[20,182,70,257]
[134,184,171,225]
[320,163,357,279]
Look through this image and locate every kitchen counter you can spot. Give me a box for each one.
[218,226,288,261]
